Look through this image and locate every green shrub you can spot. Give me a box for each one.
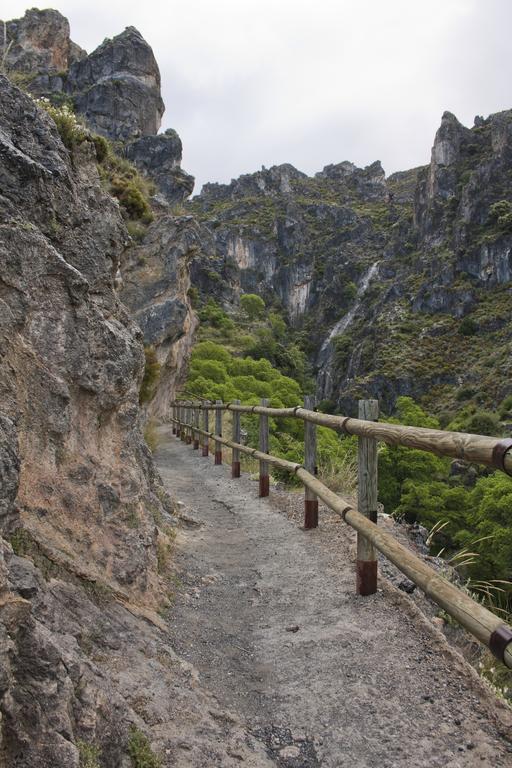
[240,293,265,320]
[192,341,231,365]
[498,394,512,420]
[464,411,499,436]
[36,98,88,150]
[77,740,101,768]
[111,177,153,222]
[198,300,235,332]
[458,317,478,336]
[127,726,161,768]
[189,359,227,384]
[139,346,161,404]
[126,220,148,242]
[489,200,512,232]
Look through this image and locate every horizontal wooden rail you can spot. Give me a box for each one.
[171,412,512,668]
[172,401,512,476]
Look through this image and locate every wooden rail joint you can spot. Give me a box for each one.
[490,626,512,664]
[492,439,512,475]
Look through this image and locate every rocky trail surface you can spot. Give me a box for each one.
[155,426,512,768]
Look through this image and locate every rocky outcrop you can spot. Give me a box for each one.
[2,10,192,203]
[121,215,205,416]
[1,8,85,76]
[67,26,164,141]
[125,129,195,204]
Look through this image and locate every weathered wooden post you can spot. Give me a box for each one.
[232,400,241,477]
[356,399,379,596]
[304,394,318,529]
[259,398,270,497]
[202,400,210,456]
[186,402,192,445]
[172,403,176,435]
[193,402,200,449]
[180,403,186,442]
[215,400,223,465]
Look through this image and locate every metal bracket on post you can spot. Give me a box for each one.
[304,394,318,529]
[215,400,223,465]
[356,399,379,596]
[259,398,269,497]
[232,400,241,477]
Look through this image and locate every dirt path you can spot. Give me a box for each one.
[155,426,512,768]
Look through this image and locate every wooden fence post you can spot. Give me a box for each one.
[202,401,210,456]
[232,400,241,477]
[304,394,318,529]
[175,404,180,438]
[215,400,223,465]
[172,404,176,435]
[193,402,200,449]
[259,398,270,497]
[356,398,379,596]
[186,402,192,445]
[180,403,187,442]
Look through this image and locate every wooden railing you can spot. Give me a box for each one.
[170,397,512,669]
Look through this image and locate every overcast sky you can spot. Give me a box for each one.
[4,0,512,192]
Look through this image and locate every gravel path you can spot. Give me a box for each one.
[155,427,512,767]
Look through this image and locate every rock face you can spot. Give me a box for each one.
[125,129,195,204]
[120,215,207,415]
[67,26,164,141]
[190,110,512,414]
[0,70,207,767]
[2,8,84,75]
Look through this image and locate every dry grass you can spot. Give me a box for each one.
[318,446,358,497]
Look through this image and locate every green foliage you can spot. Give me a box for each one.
[464,411,500,436]
[126,220,148,242]
[139,346,161,405]
[96,141,155,224]
[240,293,266,320]
[489,200,512,232]
[127,726,161,768]
[198,300,235,333]
[458,317,478,336]
[332,334,352,372]
[77,740,101,768]
[498,394,512,420]
[111,176,153,222]
[36,98,88,150]
[378,398,447,514]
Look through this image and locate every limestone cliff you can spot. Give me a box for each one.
[189,111,512,416]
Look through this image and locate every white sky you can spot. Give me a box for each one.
[3,1,512,193]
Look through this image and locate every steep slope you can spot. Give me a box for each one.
[190,112,512,416]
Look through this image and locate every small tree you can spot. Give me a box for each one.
[240,293,265,320]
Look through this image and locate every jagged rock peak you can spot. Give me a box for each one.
[200,163,307,201]
[431,110,468,167]
[68,25,165,140]
[2,8,85,74]
[316,159,387,200]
